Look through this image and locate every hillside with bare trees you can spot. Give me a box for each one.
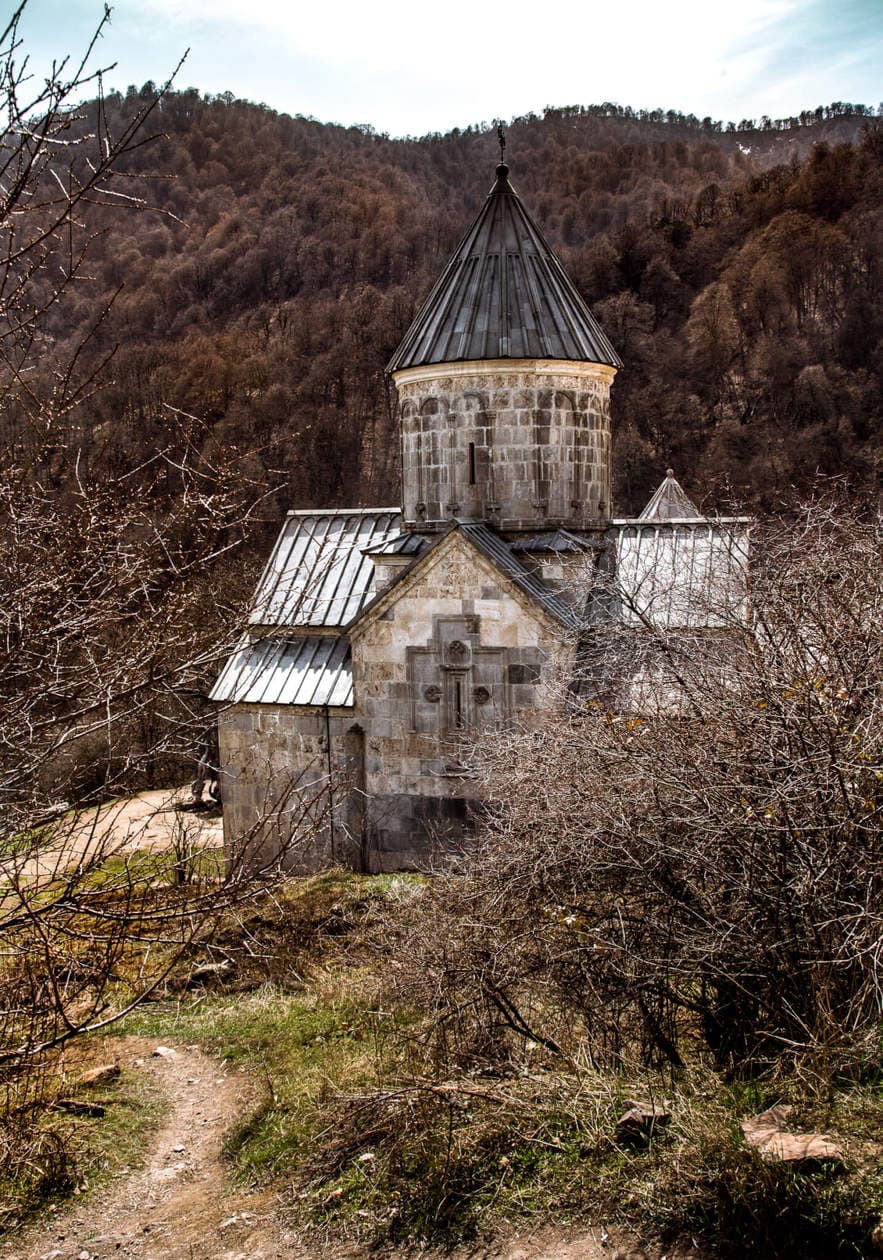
[3,89,879,548]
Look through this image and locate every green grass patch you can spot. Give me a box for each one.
[117,983,393,1184]
[95,844,225,886]
[0,1064,167,1234]
[107,871,426,1187]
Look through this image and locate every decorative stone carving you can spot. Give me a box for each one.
[423,684,442,702]
[473,685,491,704]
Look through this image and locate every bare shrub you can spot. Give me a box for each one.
[389,495,883,1079]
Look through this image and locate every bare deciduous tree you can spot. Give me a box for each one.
[0,1,184,448]
[0,10,335,1210]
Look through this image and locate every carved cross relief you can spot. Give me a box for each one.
[408,616,507,735]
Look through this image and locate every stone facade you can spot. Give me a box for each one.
[216,529,573,874]
[395,360,615,533]
[218,703,365,873]
[349,530,569,869]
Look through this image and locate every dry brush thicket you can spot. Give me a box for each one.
[389,497,883,1080]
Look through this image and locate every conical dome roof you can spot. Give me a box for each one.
[388,163,621,373]
[638,470,701,520]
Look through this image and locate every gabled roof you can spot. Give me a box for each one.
[349,520,581,634]
[210,635,353,707]
[458,523,581,628]
[387,163,621,373]
[637,471,701,521]
[250,509,401,629]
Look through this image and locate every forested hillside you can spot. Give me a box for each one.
[13,92,882,540]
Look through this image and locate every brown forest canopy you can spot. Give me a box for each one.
[12,92,882,536]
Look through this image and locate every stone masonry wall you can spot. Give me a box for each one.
[394,359,615,533]
[349,531,570,871]
[218,704,366,874]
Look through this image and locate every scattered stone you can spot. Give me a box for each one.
[152,1045,176,1057]
[172,1144,186,1152]
[189,960,232,982]
[870,1220,883,1251]
[616,1100,671,1145]
[152,1165,185,1181]
[76,1063,121,1088]
[741,1104,843,1163]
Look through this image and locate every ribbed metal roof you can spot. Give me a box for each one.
[250,509,401,628]
[388,163,621,373]
[210,635,353,707]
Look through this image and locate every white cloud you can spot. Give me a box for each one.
[19,0,879,135]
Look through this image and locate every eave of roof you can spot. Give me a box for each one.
[348,520,581,635]
[361,532,428,557]
[387,163,621,373]
[510,529,604,554]
[209,634,354,707]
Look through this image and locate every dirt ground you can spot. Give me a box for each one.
[0,1038,671,1260]
[0,796,694,1260]
[8,789,223,883]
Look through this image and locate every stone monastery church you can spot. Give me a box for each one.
[211,159,747,872]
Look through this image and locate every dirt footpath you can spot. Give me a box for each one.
[9,789,223,883]
[0,1038,291,1260]
[0,1040,664,1260]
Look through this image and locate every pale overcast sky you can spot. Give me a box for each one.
[15,0,883,137]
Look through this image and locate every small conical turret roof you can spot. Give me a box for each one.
[388,163,621,373]
[638,470,701,520]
